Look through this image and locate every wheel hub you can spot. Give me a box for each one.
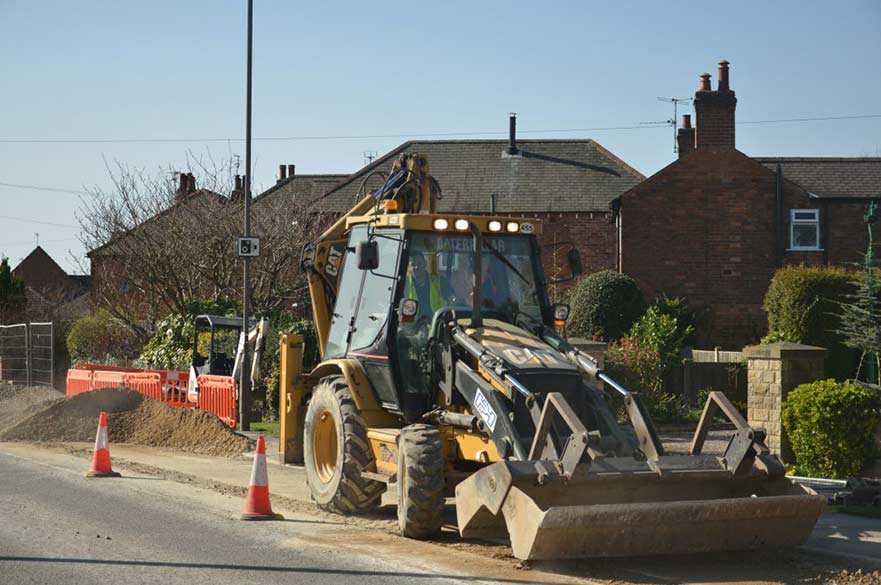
[312,409,338,483]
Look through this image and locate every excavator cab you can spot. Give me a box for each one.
[323,219,565,422]
[191,315,242,378]
[188,314,266,403]
[282,153,824,560]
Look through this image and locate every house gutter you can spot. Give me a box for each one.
[775,163,783,267]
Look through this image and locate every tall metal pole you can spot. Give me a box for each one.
[240,0,253,431]
[866,200,878,385]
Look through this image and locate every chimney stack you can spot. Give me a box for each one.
[278,164,287,182]
[676,114,695,158]
[287,164,295,178]
[506,112,519,156]
[187,173,196,193]
[177,173,187,196]
[231,175,244,202]
[693,59,737,150]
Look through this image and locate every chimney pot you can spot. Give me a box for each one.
[699,73,712,91]
[506,112,519,155]
[287,164,295,178]
[718,59,730,91]
[278,164,287,182]
[677,119,695,158]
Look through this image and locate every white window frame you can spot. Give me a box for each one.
[789,209,821,251]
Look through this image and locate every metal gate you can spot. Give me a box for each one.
[0,322,54,387]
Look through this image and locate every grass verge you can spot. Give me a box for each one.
[250,421,280,437]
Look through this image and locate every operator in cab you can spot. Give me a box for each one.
[405,251,442,320]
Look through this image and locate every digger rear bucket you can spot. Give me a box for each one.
[456,459,826,560]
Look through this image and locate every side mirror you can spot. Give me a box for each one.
[398,298,419,323]
[355,241,379,270]
[553,303,570,327]
[567,248,583,276]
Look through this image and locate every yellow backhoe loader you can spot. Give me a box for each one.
[277,153,824,559]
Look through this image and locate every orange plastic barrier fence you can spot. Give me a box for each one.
[161,371,193,408]
[197,375,237,428]
[91,370,126,390]
[123,372,163,401]
[66,369,94,396]
[66,366,231,427]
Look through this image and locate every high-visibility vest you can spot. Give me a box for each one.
[406,272,442,314]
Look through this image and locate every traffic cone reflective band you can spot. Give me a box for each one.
[241,435,283,520]
[85,411,120,478]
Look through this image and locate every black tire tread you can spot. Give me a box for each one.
[397,424,444,539]
[305,376,385,515]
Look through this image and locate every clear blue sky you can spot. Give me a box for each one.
[1,0,879,273]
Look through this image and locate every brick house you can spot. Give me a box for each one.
[616,61,881,348]
[88,170,346,319]
[12,246,90,319]
[312,133,644,285]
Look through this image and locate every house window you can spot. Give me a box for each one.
[790,209,820,250]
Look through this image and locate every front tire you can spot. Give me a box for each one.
[397,424,445,539]
[304,376,385,514]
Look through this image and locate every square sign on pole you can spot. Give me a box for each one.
[235,237,260,257]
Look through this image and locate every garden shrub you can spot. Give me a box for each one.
[782,379,880,478]
[137,298,240,370]
[66,309,140,363]
[568,270,645,341]
[763,265,859,380]
[605,336,682,421]
[653,294,698,347]
[137,313,196,370]
[629,304,694,372]
[835,272,881,381]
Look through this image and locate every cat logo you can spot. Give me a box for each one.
[326,247,343,276]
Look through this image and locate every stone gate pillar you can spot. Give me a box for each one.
[745,342,826,462]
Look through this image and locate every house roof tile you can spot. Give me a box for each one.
[755,157,881,199]
[313,139,643,214]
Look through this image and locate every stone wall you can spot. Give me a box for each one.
[746,342,826,461]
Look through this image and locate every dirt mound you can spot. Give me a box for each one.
[2,387,250,457]
[0,385,66,436]
[115,400,251,457]
[2,387,144,443]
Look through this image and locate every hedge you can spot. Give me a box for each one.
[763,265,858,380]
[568,270,645,341]
[66,309,140,363]
[782,379,880,478]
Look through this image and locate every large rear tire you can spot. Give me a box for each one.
[304,376,385,514]
[397,424,444,539]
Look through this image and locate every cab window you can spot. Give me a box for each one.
[350,230,402,351]
[324,226,367,359]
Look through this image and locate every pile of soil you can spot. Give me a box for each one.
[0,384,66,436]
[115,400,251,457]
[1,387,251,458]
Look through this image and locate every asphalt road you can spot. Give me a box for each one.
[0,452,498,585]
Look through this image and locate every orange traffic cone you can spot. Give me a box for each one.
[241,435,283,520]
[85,411,120,478]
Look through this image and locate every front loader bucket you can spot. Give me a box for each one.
[456,460,825,560]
